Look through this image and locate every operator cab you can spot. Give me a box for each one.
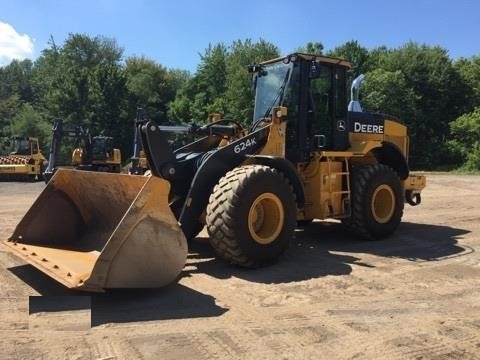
[10,137,38,156]
[92,136,114,161]
[251,53,350,162]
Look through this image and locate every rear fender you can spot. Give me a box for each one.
[372,141,409,180]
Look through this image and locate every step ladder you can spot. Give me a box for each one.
[326,157,351,218]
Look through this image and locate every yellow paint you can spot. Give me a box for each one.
[301,158,348,219]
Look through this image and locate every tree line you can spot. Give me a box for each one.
[0,34,479,170]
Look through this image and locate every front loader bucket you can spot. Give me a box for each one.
[3,169,187,292]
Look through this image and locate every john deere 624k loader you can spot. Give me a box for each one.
[3,53,425,292]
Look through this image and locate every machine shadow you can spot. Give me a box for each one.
[186,233,356,284]
[185,221,470,284]
[301,221,471,261]
[90,285,227,327]
[8,221,468,326]
[29,294,91,314]
[9,264,81,296]
[9,266,228,326]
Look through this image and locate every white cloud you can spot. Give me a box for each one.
[0,21,35,66]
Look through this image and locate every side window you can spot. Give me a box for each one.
[310,65,332,129]
[309,64,333,148]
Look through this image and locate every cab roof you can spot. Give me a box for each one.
[260,53,351,68]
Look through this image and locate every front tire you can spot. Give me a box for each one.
[343,164,404,240]
[206,165,296,267]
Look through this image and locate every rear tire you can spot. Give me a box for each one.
[342,164,403,240]
[206,165,296,267]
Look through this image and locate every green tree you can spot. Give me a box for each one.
[0,59,34,103]
[90,63,128,154]
[328,40,370,77]
[30,38,62,115]
[0,33,476,170]
[170,43,228,123]
[123,57,189,158]
[170,39,279,126]
[454,56,480,112]
[296,42,324,55]
[223,39,279,125]
[125,57,188,125]
[361,69,416,121]
[0,95,22,137]
[448,107,480,170]
[10,103,51,149]
[0,59,36,137]
[30,34,130,157]
[364,42,466,168]
[32,34,124,126]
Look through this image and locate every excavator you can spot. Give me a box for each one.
[128,109,150,175]
[43,118,122,182]
[3,53,426,292]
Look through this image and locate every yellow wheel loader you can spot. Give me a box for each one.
[0,136,46,181]
[3,53,425,292]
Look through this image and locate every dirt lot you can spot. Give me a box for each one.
[0,174,479,359]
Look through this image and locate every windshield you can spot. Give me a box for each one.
[92,137,113,160]
[253,60,293,123]
[12,138,30,155]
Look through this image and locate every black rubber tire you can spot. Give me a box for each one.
[342,164,404,240]
[206,165,296,268]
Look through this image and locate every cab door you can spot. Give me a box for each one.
[308,63,349,151]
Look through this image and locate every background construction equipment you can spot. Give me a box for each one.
[43,118,121,182]
[0,136,46,181]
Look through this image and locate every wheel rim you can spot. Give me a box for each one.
[248,193,284,245]
[371,184,395,224]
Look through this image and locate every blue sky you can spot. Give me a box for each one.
[1,0,479,72]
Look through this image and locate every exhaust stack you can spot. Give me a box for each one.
[348,74,365,112]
